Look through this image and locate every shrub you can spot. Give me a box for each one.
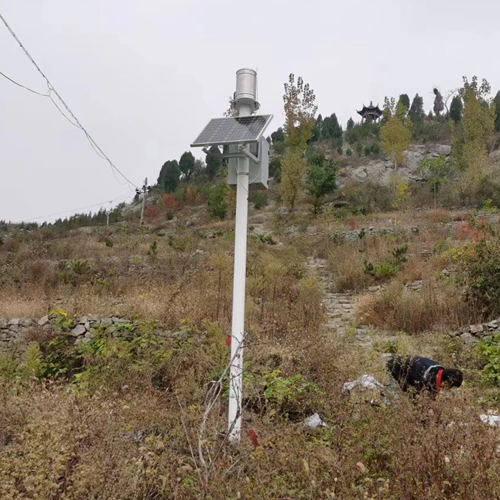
[252,191,268,210]
[364,146,371,156]
[462,239,500,318]
[145,206,159,223]
[208,183,230,220]
[346,148,352,157]
[478,334,500,385]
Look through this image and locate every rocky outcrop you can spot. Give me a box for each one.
[343,144,452,187]
[0,315,169,352]
[451,318,500,346]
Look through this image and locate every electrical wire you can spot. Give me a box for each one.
[23,192,133,222]
[0,11,140,190]
[0,70,48,96]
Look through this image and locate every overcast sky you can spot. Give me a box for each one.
[1,0,500,223]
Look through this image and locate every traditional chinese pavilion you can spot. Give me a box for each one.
[357,101,383,123]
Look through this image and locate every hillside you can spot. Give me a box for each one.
[3,182,500,498]
[2,77,500,499]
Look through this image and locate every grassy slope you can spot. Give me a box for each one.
[1,191,500,499]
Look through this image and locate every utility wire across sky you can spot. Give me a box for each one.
[22,192,134,223]
[0,10,140,191]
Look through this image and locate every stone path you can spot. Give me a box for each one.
[306,257,359,336]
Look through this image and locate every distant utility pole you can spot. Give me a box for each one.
[139,178,148,227]
[106,209,110,227]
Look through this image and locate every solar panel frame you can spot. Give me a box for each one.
[190,114,273,147]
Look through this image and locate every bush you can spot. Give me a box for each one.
[251,191,268,210]
[208,183,230,220]
[463,239,500,319]
[478,334,500,385]
[364,146,371,156]
[346,148,352,157]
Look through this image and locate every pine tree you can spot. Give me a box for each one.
[494,91,500,132]
[450,96,463,123]
[433,88,445,116]
[205,145,222,180]
[409,94,425,122]
[398,94,410,111]
[305,154,337,214]
[158,160,181,192]
[179,151,196,181]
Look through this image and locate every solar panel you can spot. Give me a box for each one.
[191,115,273,147]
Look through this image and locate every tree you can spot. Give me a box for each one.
[208,183,230,219]
[418,155,451,209]
[409,94,425,122]
[494,91,500,132]
[282,73,317,151]
[280,152,307,211]
[346,117,355,132]
[158,160,181,192]
[271,127,285,144]
[311,114,323,142]
[223,93,237,117]
[380,101,413,169]
[398,94,410,111]
[205,145,222,180]
[322,113,343,146]
[450,96,463,123]
[179,151,196,181]
[280,73,317,211]
[450,77,496,204]
[433,88,445,116]
[305,154,337,214]
[453,76,495,172]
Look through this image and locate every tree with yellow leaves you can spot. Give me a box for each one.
[451,76,497,203]
[380,100,413,170]
[280,74,317,211]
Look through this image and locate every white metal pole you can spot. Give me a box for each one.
[228,102,252,443]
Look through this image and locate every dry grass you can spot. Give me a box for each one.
[357,281,472,334]
[2,205,500,499]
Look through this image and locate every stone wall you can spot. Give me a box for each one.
[0,315,166,352]
[452,318,500,346]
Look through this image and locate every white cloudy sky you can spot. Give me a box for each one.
[1,0,500,222]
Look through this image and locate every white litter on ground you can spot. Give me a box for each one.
[480,414,500,427]
[303,413,328,429]
[342,374,384,394]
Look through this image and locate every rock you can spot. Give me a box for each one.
[8,318,20,326]
[101,318,113,326]
[303,413,328,429]
[70,324,87,337]
[84,322,90,331]
[441,269,450,277]
[38,315,50,326]
[343,375,384,394]
[78,316,88,324]
[20,318,33,327]
[0,318,8,329]
[460,332,479,346]
[470,324,484,336]
[368,286,381,293]
[488,320,499,330]
[88,315,99,322]
[432,144,452,156]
